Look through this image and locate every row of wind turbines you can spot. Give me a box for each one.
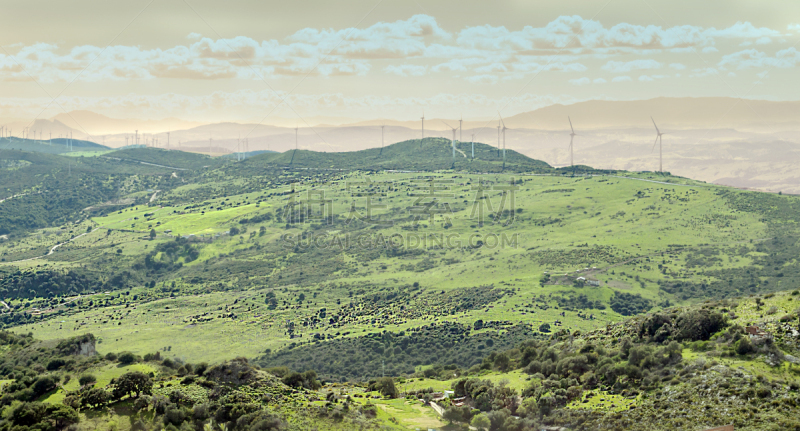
[416,112,667,172]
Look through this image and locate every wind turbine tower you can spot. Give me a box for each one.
[651,117,665,173]
[290,126,298,164]
[420,111,425,149]
[459,115,463,142]
[471,133,475,159]
[568,117,577,168]
[442,120,458,168]
[380,125,385,156]
[496,122,501,157]
[499,113,508,169]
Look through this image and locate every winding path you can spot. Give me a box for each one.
[7,228,100,264]
[100,156,189,171]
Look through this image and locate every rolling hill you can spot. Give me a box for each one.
[2,141,800,429]
[246,137,553,173]
[0,136,109,155]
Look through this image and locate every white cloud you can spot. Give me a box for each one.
[0,15,792,84]
[690,67,719,77]
[669,63,686,70]
[790,24,800,32]
[639,75,654,81]
[705,22,781,39]
[569,77,591,86]
[593,78,607,84]
[466,74,498,84]
[718,48,800,69]
[611,75,632,82]
[601,59,662,73]
[384,64,427,76]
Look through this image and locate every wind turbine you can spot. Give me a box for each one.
[471,133,475,159]
[420,111,425,147]
[568,117,577,169]
[458,115,463,143]
[290,126,298,164]
[380,125,385,156]
[442,120,458,168]
[499,113,508,169]
[496,122,501,157]
[651,117,665,173]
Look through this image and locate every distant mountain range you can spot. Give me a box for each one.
[4,97,800,193]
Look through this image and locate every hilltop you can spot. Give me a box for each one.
[0,136,109,155]
[246,137,553,173]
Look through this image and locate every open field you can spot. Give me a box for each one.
[1,155,784,368]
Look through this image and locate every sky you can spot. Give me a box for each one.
[1,0,799,124]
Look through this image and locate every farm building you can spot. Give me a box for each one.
[746,325,772,340]
[575,276,601,286]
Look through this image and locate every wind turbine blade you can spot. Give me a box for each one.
[498,111,506,128]
[652,136,658,151]
[569,135,573,149]
[568,117,574,134]
[442,120,455,129]
[651,117,660,134]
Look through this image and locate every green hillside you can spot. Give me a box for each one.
[0,137,108,155]
[250,137,554,172]
[1,141,800,430]
[105,147,227,170]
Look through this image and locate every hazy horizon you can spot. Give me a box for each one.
[2,0,800,129]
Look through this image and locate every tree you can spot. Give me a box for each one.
[81,387,112,408]
[118,351,138,364]
[735,336,756,355]
[443,405,473,424]
[78,373,97,386]
[113,371,153,399]
[8,402,47,427]
[519,397,538,418]
[493,353,510,372]
[32,376,58,397]
[149,229,156,240]
[471,413,491,431]
[539,323,551,333]
[377,377,398,398]
[45,404,80,429]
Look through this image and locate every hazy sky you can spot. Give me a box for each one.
[2,0,799,124]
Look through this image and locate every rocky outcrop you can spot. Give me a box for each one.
[56,333,97,356]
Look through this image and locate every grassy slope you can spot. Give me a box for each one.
[104,147,226,170]
[249,137,552,172]
[4,169,772,364]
